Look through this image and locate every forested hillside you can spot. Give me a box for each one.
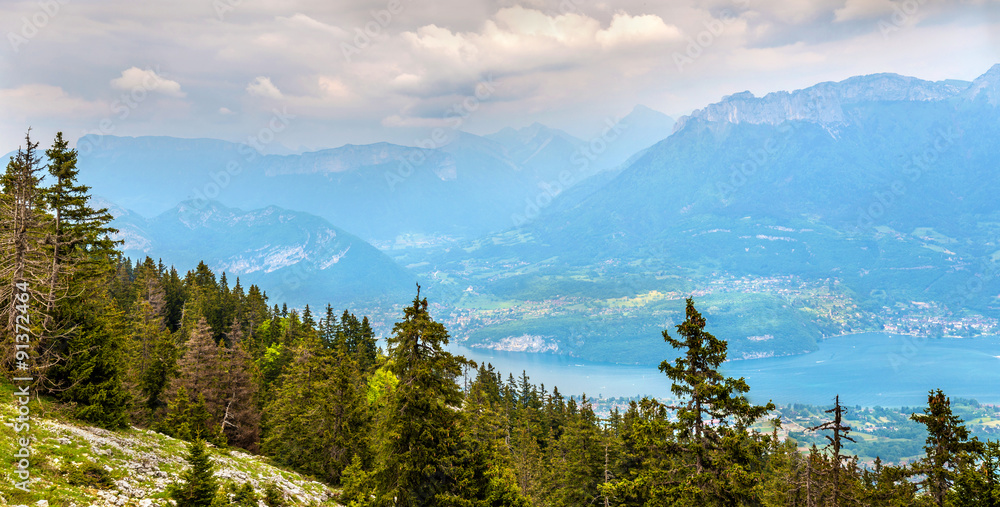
[4,130,1000,505]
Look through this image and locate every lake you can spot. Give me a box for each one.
[452,333,1000,407]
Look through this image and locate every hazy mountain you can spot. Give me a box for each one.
[74,130,615,244]
[108,199,415,308]
[430,65,1000,362]
[674,73,970,131]
[962,63,1000,105]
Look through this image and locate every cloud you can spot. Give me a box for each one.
[596,11,683,47]
[0,84,107,118]
[0,0,996,155]
[246,76,284,99]
[318,76,353,100]
[834,0,896,21]
[111,67,186,98]
[394,6,682,98]
[278,13,350,37]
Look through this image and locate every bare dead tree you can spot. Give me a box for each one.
[0,131,53,373]
[809,395,858,506]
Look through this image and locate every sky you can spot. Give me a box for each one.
[1,0,998,156]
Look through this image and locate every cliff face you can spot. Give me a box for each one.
[674,72,975,131]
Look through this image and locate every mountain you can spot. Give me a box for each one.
[109,199,415,308]
[418,65,1000,363]
[962,63,1000,105]
[73,127,622,244]
[518,66,1000,270]
[598,105,676,166]
[674,73,970,131]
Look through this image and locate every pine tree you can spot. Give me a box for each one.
[638,298,774,504]
[171,438,219,507]
[60,291,131,428]
[219,318,261,451]
[369,287,470,506]
[262,328,368,484]
[165,315,226,442]
[912,389,982,507]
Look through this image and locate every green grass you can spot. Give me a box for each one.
[0,379,341,506]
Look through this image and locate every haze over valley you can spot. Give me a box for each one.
[70,64,1000,367]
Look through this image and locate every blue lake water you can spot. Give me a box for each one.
[452,333,1000,407]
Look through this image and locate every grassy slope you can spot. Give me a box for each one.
[0,380,340,506]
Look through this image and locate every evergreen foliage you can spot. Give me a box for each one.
[6,129,1000,506]
[170,438,219,507]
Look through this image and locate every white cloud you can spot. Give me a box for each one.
[318,76,353,100]
[111,67,186,98]
[596,11,683,47]
[395,6,683,97]
[246,76,284,99]
[0,0,997,155]
[278,13,350,37]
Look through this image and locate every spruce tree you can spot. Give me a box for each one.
[43,132,118,312]
[912,389,982,507]
[220,318,261,451]
[165,316,226,442]
[171,438,219,507]
[657,298,775,504]
[42,132,121,397]
[60,291,131,428]
[262,321,368,484]
[370,287,469,506]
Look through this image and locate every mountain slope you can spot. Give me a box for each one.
[0,381,338,506]
[415,65,1000,363]
[111,199,415,308]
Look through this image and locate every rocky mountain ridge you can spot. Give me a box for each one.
[673,70,983,131]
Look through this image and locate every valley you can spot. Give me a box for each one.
[85,65,1000,369]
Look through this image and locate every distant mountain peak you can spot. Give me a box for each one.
[629,104,659,114]
[675,70,974,131]
[622,104,673,123]
[962,63,1000,105]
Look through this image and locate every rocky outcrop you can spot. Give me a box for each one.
[2,415,339,506]
[674,72,975,131]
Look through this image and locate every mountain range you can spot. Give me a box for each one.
[414,64,1000,362]
[74,105,675,244]
[57,64,1000,364]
